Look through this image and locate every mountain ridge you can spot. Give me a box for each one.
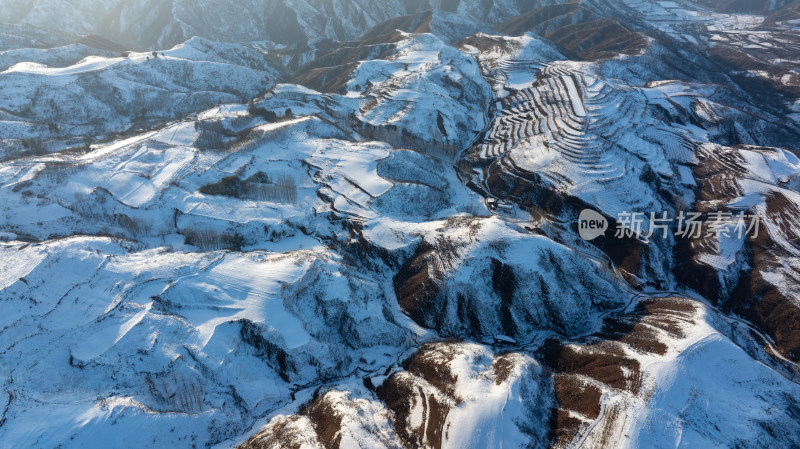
[0,1,799,448]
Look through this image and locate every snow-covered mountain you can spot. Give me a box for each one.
[1,1,800,448]
[0,0,531,50]
[0,37,283,158]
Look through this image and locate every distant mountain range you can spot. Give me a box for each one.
[0,0,531,49]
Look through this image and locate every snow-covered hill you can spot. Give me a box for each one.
[0,37,283,159]
[1,1,799,448]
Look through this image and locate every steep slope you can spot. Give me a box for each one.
[496,3,648,60]
[241,342,553,449]
[0,23,72,51]
[543,296,800,448]
[237,298,800,449]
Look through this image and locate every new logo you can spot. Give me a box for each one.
[578,209,608,240]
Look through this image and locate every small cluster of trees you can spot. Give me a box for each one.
[40,161,84,184]
[199,171,297,204]
[247,100,294,123]
[227,120,296,153]
[243,173,297,203]
[145,370,205,414]
[19,138,48,157]
[115,213,156,237]
[194,120,231,150]
[181,227,244,251]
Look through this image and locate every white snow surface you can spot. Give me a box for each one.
[0,5,799,449]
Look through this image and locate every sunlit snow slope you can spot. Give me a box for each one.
[0,1,799,448]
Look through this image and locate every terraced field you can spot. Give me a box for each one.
[471,56,697,220]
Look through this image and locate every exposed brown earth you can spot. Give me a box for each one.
[238,393,350,449]
[292,38,400,93]
[279,33,402,93]
[303,395,345,449]
[497,4,648,60]
[541,297,700,448]
[239,415,317,449]
[378,342,547,449]
[359,11,436,42]
[673,146,746,301]
[677,145,800,362]
[768,0,800,22]
[728,191,800,361]
[481,158,650,281]
[78,34,128,53]
[393,240,444,329]
[239,342,543,449]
